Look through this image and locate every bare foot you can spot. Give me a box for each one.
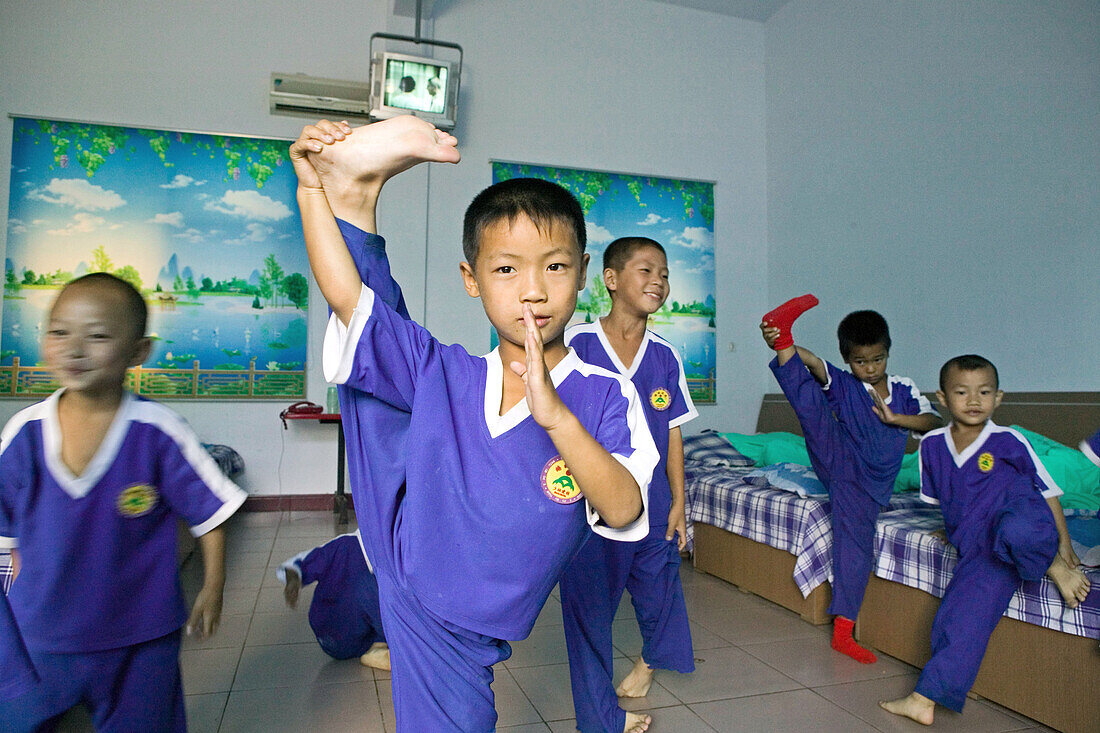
[314,116,459,194]
[624,711,651,732]
[283,568,301,609]
[616,656,655,698]
[1047,557,1091,608]
[879,691,935,725]
[359,642,390,671]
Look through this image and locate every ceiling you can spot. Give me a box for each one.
[648,0,791,23]
[395,0,791,24]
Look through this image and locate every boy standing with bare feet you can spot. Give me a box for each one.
[291,117,658,731]
[881,355,1090,725]
[560,237,697,733]
[761,298,941,663]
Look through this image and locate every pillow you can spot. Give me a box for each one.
[720,431,811,468]
[1010,426,1100,512]
[682,430,755,467]
[892,451,921,493]
[744,463,828,498]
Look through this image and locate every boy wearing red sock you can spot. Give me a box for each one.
[761,300,941,663]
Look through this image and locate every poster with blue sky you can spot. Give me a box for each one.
[491,162,716,403]
[2,117,308,398]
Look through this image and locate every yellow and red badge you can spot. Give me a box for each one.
[117,483,159,517]
[650,388,671,411]
[977,452,995,473]
[542,456,581,504]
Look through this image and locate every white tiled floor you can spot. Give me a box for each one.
[58,511,1056,731]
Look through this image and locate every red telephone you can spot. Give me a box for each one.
[280,401,323,428]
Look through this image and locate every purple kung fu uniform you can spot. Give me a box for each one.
[559,321,698,733]
[324,224,659,732]
[0,392,246,732]
[277,530,385,659]
[770,353,935,620]
[915,422,1060,711]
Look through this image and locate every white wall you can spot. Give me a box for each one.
[0,0,768,495]
[765,0,1100,391]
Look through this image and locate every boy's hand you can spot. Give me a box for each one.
[289,120,353,190]
[186,585,223,640]
[510,304,569,430]
[869,388,899,425]
[760,322,781,349]
[928,529,950,545]
[666,504,688,551]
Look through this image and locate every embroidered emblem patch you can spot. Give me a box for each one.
[117,483,159,517]
[650,388,671,411]
[977,452,995,473]
[542,456,581,504]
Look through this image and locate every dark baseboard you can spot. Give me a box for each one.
[242,494,350,512]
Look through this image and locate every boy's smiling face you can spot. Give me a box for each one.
[605,245,669,317]
[460,214,588,363]
[43,283,150,397]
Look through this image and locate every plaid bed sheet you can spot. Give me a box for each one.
[685,461,1100,639]
[1,551,12,594]
[875,505,1100,639]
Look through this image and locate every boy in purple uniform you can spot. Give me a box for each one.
[881,355,1090,725]
[290,117,658,731]
[560,237,697,733]
[0,273,246,731]
[761,299,941,663]
[277,530,389,669]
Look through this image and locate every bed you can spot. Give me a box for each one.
[687,392,1100,733]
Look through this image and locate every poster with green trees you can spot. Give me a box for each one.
[2,117,308,398]
[492,162,716,403]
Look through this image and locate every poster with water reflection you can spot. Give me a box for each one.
[2,116,308,398]
[491,162,716,403]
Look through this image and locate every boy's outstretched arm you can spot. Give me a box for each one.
[511,306,644,528]
[666,426,688,550]
[187,526,226,639]
[290,117,460,324]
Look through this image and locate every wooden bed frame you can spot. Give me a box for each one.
[692,391,1100,732]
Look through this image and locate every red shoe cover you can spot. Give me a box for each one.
[832,617,877,664]
[762,294,819,351]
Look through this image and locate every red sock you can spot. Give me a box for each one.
[762,294,819,351]
[832,616,877,663]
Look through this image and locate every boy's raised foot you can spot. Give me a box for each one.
[359,642,391,671]
[879,691,935,725]
[1047,557,1091,608]
[616,656,655,698]
[311,115,460,202]
[625,712,651,732]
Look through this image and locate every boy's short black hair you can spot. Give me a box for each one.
[63,272,148,338]
[939,354,999,391]
[603,237,666,272]
[462,178,586,265]
[837,310,891,360]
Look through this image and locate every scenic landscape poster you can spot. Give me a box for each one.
[2,117,308,398]
[491,162,716,403]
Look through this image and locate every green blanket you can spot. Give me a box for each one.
[719,428,1100,510]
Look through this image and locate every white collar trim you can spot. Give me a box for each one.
[44,390,135,499]
[482,347,582,438]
